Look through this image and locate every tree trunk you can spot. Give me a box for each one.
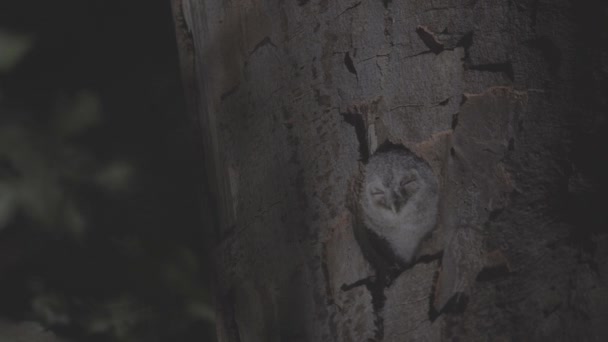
[172,0,608,341]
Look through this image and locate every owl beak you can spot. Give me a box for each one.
[391,203,398,214]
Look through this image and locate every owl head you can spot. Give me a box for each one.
[363,149,436,215]
[365,169,420,214]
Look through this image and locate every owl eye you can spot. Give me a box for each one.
[400,178,414,187]
[370,188,385,196]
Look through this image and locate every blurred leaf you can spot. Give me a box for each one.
[0,124,91,237]
[84,297,143,339]
[95,161,134,193]
[0,30,34,72]
[0,182,17,231]
[0,319,69,342]
[112,236,146,259]
[63,200,86,239]
[161,248,201,295]
[31,293,71,327]
[187,301,215,323]
[53,91,102,138]
[0,125,64,228]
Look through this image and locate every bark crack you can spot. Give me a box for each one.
[335,1,361,19]
[237,200,283,234]
[359,52,392,64]
[397,48,435,60]
[466,61,514,81]
[250,36,277,56]
[389,96,453,112]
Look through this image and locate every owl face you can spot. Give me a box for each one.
[366,170,419,214]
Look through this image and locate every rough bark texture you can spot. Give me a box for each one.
[173,0,608,341]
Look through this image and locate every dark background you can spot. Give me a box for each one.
[0,0,215,341]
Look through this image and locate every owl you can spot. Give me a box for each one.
[360,148,439,266]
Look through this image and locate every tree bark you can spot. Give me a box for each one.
[172,0,608,341]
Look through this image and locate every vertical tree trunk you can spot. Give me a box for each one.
[173,0,608,340]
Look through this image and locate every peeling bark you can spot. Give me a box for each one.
[173,0,608,340]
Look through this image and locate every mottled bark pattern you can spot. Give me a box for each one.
[174,0,608,340]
